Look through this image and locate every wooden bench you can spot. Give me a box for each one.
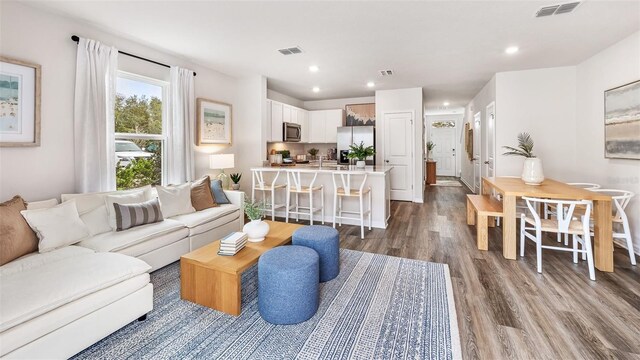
[466,195,504,251]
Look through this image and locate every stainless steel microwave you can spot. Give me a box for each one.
[283,122,301,142]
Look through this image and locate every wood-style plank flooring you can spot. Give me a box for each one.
[282,182,640,359]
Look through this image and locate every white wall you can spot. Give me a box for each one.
[462,76,495,189]
[266,89,304,108]
[575,31,640,253]
[375,88,424,202]
[425,114,464,177]
[303,96,375,111]
[0,2,264,201]
[495,67,577,179]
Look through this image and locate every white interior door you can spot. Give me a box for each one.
[384,112,413,201]
[430,127,456,176]
[473,112,482,194]
[484,102,495,179]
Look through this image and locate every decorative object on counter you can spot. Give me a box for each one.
[426,141,436,160]
[230,173,242,190]
[196,98,232,145]
[209,153,235,189]
[345,103,375,126]
[604,80,640,160]
[243,198,269,242]
[347,141,375,168]
[0,56,41,147]
[503,132,544,185]
[307,148,319,160]
[277,150,290,159]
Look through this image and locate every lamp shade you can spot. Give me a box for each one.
[209,154,235,170]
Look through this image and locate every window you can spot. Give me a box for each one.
[114,72,168,190]
[431,121,456,128]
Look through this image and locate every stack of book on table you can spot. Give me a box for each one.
[218,232,248,256]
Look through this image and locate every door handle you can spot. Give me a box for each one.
[385,160,390,163]
[484,161,490,164]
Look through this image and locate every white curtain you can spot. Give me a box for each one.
[167,66,195,184]
[73,37,118,192]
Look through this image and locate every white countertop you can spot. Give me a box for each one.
[251,164,392,175]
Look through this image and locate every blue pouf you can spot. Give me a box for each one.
[292,225,340,282]
[258,246,319,325]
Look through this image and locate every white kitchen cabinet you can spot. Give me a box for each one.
[282,105,292,124]
[309,111,326,143]
[324,109,344,143]
[270,101,283,142]
[299,109,309,143]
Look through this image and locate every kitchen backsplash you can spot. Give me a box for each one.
[266,142,337,160]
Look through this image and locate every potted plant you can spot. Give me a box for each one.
[502,132,544,185]
[426,141,436,160]
[307,148,319,160]
[230,173,242,190]
[242,199,269,242]
[347,141,375,168]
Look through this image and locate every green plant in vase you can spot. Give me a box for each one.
[502,132,544,185]
[307,148,319,160]
[230,173,242,190]
[426,141,436,160]
[347,141,375,168]
[242,199,269,242]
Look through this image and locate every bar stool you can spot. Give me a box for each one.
[332,171,371,239]
[285,170,324,225]
[251,169,286,221]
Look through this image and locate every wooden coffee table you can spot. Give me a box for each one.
[180,220,303,316]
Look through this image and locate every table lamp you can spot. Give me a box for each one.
[209,154,235,189]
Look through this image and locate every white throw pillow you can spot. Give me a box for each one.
[105,191,147,230]
[26,198,59,210]
[156,183,195,218]
[20,200,91,253]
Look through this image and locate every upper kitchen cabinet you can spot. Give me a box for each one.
[299,109,309,143]
[270,100,284,142]
[307,109,344,143]
[267,99,310,142]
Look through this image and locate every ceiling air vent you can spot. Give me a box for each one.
[278,46,304,55]
[379,70,394,76]
[535,2,580,17]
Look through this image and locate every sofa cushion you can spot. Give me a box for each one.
[170,204,240,236]
[25,198,59,210]
[210,179,231,204]
[0,246,93,277]
[77,218,186,253]
[0,196,38,266]
[20,200,91,253]
[114,198,164,231]
[0,249,150,332]
[105,191,147,231]
[191,176,217,211]
[156,183,195,218]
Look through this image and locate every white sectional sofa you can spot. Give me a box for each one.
[0,188,244,359]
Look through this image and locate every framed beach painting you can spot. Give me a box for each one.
[0,56,41,147]
[605,80,640,160]
[345,103,375,126]
[196,98,232,145]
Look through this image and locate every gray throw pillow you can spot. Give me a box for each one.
[113,198,164,231]
[210,179,231,204]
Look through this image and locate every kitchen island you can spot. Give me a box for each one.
[249,164,392,229]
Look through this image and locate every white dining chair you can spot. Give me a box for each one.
[588,189,636,266]
[251,169,286,221]
[520,196,595,281]
[332,171,371,239]
[544,182,600,245]
[285,170,324,225]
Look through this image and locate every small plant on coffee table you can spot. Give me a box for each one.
[244,199,264,221]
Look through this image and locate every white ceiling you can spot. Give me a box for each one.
[27,1,640,109]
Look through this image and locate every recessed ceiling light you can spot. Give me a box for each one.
[505,46,519,54]
[367,81,375,88]
[312,87,320,93]
[443,101,450,106]
[309,65,319,72]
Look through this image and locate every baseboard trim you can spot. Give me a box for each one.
[459,178,474,192]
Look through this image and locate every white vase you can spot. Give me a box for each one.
[356,160,366,168]
[521,158,545,185]
[242,219,269,242]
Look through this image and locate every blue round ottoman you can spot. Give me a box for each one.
[292,225,340,282]
[258,245,319,325]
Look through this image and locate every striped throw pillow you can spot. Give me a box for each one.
[113,198,164,231]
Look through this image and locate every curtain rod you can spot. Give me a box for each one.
[71,35,196,76]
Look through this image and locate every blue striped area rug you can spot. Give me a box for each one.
[74,249,461,359]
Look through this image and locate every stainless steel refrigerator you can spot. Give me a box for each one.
[337,126,376,165]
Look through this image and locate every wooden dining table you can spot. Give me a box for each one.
[482,177,615,272]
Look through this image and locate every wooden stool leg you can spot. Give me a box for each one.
[477,215,488,251]
[488,216,496,227]
[467,199,476,225]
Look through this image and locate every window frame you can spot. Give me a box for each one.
[115,70,169,186]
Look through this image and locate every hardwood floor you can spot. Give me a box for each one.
[285,183,640,359]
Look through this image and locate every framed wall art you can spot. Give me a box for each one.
[0,56,41,147]
[196,98,232,145]
[345,103,375,126]
[604,80,640,160]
